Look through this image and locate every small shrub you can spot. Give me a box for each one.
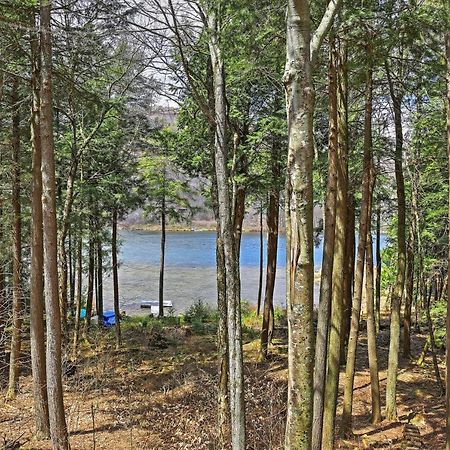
[184,300,214,324]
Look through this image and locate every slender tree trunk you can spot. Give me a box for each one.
[284,2,315,446]
[445,29,450,450]
[40,2,69,446]
[366,232,382,424]
[112,209,121,349]
[68,228,75,315]
[207,8,245,448]
[322,35,348,449]
[312,31,338,450]
[385,63,406,422]
[375,204,382,332]
[257,203,264,315]
[159,194,166,318]
[7,77,23,400]
[84,234,95,334]
[403,232,414,358]
[72,234,82,358]
[341,53,374,436]
[260,185,279,360]
[0,73,5,388]
[30,22,50,436]
[341,191,355,362]
[96,233,103,325]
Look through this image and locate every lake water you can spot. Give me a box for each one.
[102,230,387,314]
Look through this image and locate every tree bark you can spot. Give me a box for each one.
[341,53,374,436]
[366,232,382,424]
[403,232,414,358]
[7,76,23,400]
[375,204,382,332]
[312,30,338,450]
[257,203,264,316]
[260,181,279,360]
[84,232,95,334]
[30,20,50,436]
[385,62,406,421]
[322,34,348,449]
[206,7,245,448]
[40,1,70,447]
[159,192,166,318]
[112,209,121,348]
[96,232,103,325]
[284,2,315,446]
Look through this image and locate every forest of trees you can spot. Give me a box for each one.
[0,0,449,449]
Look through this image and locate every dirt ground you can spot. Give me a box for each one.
[0,319,445,449]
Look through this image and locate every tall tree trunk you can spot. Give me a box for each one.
[341,193,355,360]
[30,21,50,436]
[84,233,95,334]
[112,209,121,349]
[206,7,245,449]
[403,232,414,358]
[284,2,315,445]
[96,232,103,325]
[0,73,4,388]
[68,228,75,315]
[366,232,382,424]
[322,34,348,449]
[40,2,69,447]
[312,31,338,450]
[375,204,382,332]
[385,63,406,421]
[7,77,23,400]
[260,182,279,360]
[72,234,82,358]
[257,203,263,315]
[341,52,374,436]
[445,29,450,450]
[159,193,166,318]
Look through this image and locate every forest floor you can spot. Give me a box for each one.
[0,310,445,449]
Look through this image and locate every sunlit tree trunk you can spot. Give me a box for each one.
[375,204,382,332]
[7,77,23,400]
[322,34,348,449]
[403,232,414,358]
[30,19,50,436]
[341,52,374,435]
[206,6,245,448]
[97,232,104,325]
[385,62,406,421]
[84,232,95,334]
[40,1,69,446]
[159,192,166,317]
[257,203,264,315]
[312,31,338,450]
[72,233,83,358]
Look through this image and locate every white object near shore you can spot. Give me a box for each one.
[140,300,173,316]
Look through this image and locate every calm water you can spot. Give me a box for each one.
[103,230,387,314]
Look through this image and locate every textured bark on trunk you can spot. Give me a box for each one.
[341,57,374,436]
[30,21,50,436]
[159,194,166,318]
[341,193,355,361]
[260,187,279,360]
[7,77,23,400]
[206,7,245,448]
[385,63,406,421]
[72,234,82,358]
[40,2,69,447]
[284,2,315,446]
[366,233,382,424]
[375,205,382,332]
[112,209,121,349]
[312,31,338,450]
[322,35,348,449]
[446,30,450,450]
